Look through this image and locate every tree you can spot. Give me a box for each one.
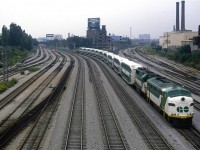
[9,23,23,46]
[32,38,38,46]
[1,25,10,46]
[67,36,92,49]
[176,45,191,62]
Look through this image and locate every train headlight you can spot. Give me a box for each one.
[181,97,185,102]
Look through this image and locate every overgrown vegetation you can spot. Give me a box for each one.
[0,78,18,93]
[0,23,38,68]
[28,67,40,72]
[0,48,29,67]
[149,45,200,70]
[1,23,38,49]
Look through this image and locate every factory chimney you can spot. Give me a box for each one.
[181,0,185,31]
[198,25,200,36]
[176,2,179,31]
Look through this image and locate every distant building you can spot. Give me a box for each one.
[54,34,63,40]
[191,25,200,51]
[139,34,151,45]
[139,34,150,40]
[159,1,199,50]
[37,37,46,43]
[38,34,63,43]
[86,18,108,49]
[159,31,198,50]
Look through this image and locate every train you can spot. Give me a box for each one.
[77,47,194,126]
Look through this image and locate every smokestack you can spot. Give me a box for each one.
[198,25,200,36]
[181,1,185,31]
[176,2,179,31]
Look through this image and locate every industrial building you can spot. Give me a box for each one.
[159,1,198,50]
[86,18,108,49]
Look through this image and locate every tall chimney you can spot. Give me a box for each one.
[181,1,185,31]
[176,2,179,31]
[198,25,200,36]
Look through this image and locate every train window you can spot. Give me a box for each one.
[177,107,183,113]
[168,90,179,98]
[168,103,175,106]
[184,106,189,112]
[180,90,192,97]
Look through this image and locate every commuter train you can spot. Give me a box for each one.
[78,47,194,126]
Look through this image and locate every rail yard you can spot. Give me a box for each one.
[0,47,200,150]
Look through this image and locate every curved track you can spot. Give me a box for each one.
[91,56,172,150]
[0,54,73,148]
[86,57,129,150]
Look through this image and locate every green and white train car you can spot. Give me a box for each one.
[96,49,103,59]
[103,51,110,63]
[78,47,86,54]
[107,53,116,68]
[89,48,96,56]
[113,55,129,74]
[147,77,194,125]
[135,67,158,94]
[121,60,143,84]
[99,50,104,60]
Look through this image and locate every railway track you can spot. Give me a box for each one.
[0,53,64,133]
[0,63,61,134]
[0,49,52,82]
[125,49,200,111]
[18,54,71,149]
[0,55,74,148]
[92,57,172,150]
[0,54,57,111]
[194,99,200,111]
[177,127,200,149]
[86,58,129,150]
[126,49,200,96]
[65,56,86,150]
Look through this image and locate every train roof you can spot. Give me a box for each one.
[107,53,116,57]
[121,59,142,69]
[147,77,176,91]
[114,55,129,62]
[103,51,109,54]
[98,50,104,53]
[137,67,157,75]
[148,77,192,97]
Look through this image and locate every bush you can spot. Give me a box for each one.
[21,70,25,75]
[28,67,40,72]
[145,45,200,70]
[0,84,7,93]
[166,50,177,60]
[0,78,18,93]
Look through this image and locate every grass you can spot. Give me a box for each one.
[0,78,18,93]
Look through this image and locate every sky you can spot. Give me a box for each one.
[0,0,200,39]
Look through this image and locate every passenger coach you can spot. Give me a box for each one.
[113,55,129,74]
[121,60,142,84]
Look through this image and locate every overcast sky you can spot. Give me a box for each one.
[0,0,199,39]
